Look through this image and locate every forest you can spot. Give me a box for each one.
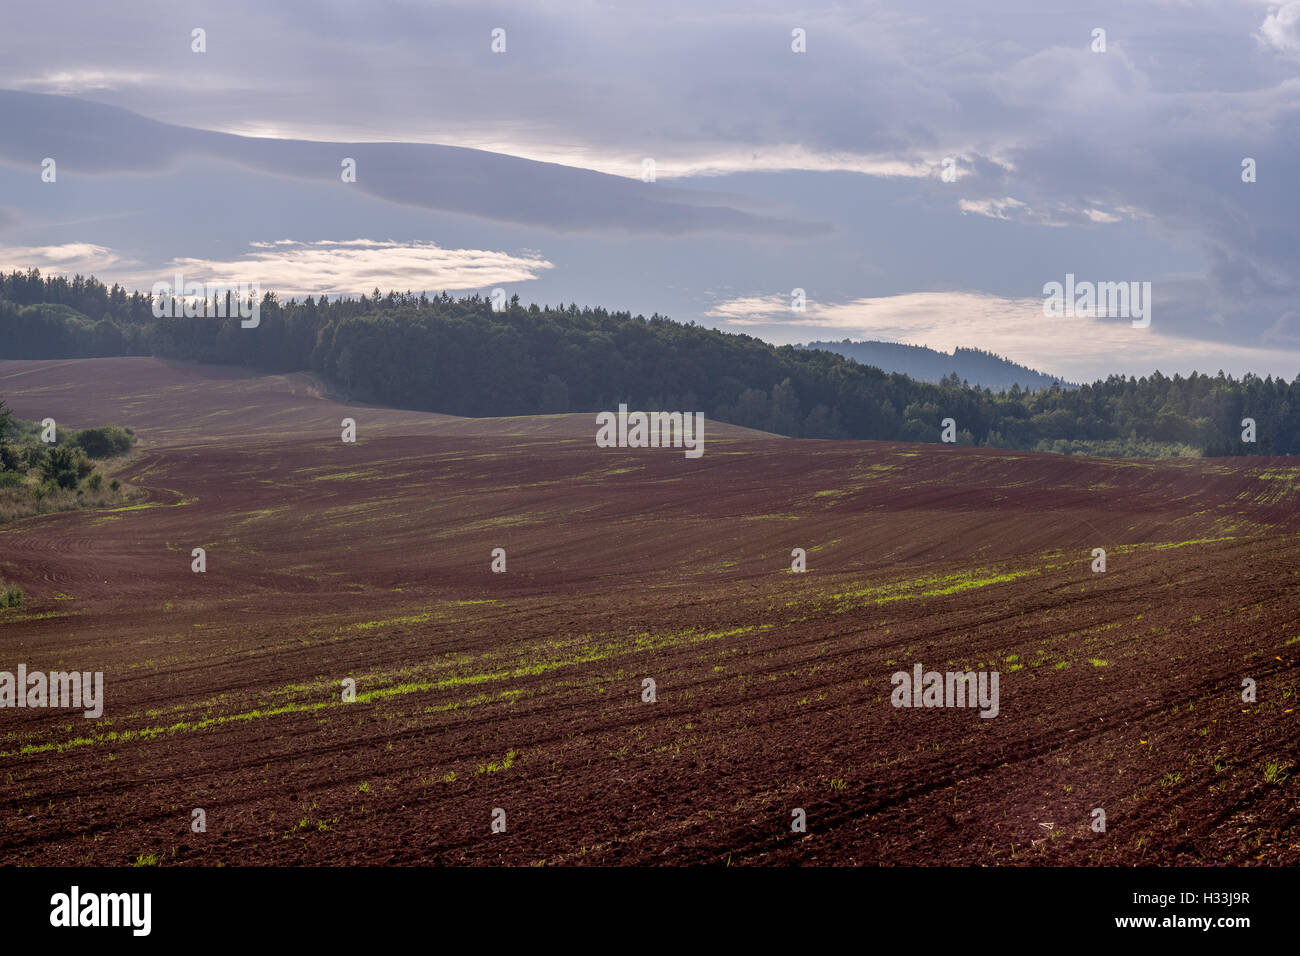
[1,268,1296,456]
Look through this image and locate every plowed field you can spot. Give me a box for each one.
[1,358,1297,865]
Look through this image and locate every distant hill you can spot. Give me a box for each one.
[798,340,1073,391]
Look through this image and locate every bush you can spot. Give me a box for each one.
[40,446,89,490]
[0,443,21,472]
[1,585,22,609]
[0,471,24,489]
[70,425,135,459]
[110,478,121,493]
[87,472,103,492]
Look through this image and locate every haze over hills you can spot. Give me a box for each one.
[799,340,1073,392]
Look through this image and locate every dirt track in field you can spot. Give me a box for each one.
[1,358,1297,866]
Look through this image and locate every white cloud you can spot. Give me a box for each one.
[706,290,1300,381]
[0,242,124,273]
[1082,208,1123,224]
[148,240,554,298]
[957,196,1131,227]
[194,130,962,182]
[1257,2,1300,58]
[19,70,155,94]
[958,197,1028,221]
[0,240,555,298]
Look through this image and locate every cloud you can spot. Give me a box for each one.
[705,294,796,324]
[958,197,1028,221]
[0,239,554,298]
[1081,208,1123,224]
[707,290,1300,381]
[1257,2,1300,57]
[143,239,554,298]
[0,90,827,237]
[19,70,156,94]
[0,242,124,273]
[957,195,1131,227]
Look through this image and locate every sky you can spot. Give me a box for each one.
[1,0,1300,382]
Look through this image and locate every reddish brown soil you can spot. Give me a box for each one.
[1,358,1297,866]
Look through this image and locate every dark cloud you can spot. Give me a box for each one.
[0,91,826,237]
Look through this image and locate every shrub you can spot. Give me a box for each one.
[0,471,24,489]
[1,585,22,609]
[87,472,103,492]
[0,444,21,472]
[40,446,90,490]
[110,478,121,493]
[71,425,135,459]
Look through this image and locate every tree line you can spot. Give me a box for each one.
[1,268,1296,456]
